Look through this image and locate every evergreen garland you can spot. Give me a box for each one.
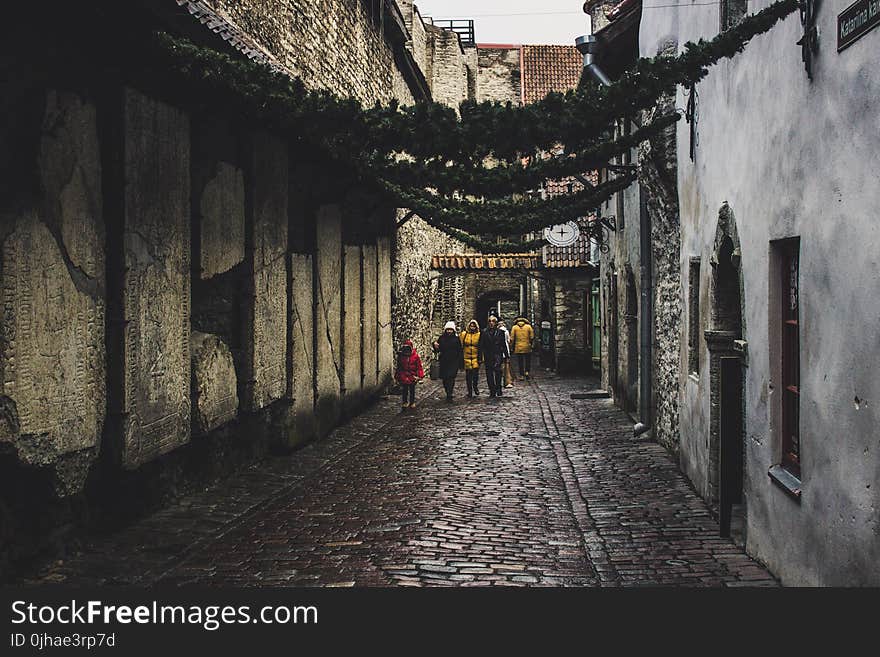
[37,0,799,249]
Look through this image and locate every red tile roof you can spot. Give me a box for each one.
[521,45,583,105]
[431,254,541,270]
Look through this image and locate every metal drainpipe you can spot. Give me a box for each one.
[575,31,612,86]
[638,184,653,433]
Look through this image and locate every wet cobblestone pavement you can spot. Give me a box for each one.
[24,374,777,587]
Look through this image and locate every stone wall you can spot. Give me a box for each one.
[315,205,344,435]
[552,275,592,376]
[476,47,522,105]
[376,235,394,387]
[343,244,363,411]
[243,131,288,412]
[393,215,469,363]
[205,0,396,106]
[639,91,681,454]
[427,25,471,109]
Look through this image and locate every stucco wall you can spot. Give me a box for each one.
[641,2,880,585]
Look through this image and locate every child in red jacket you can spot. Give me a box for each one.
[395,339,424,409]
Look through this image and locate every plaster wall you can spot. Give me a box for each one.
[641,3,880,585]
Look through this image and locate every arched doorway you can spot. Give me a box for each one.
[705,203,746,539]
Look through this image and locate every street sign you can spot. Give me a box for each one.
[838,0,880,51]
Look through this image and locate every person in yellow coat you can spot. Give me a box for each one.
[510,316,535,380]
[460,319,482,397]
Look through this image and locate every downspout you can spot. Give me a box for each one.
[638,184,653,436]
[575,15,612,87]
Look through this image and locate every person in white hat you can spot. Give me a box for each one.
[432,320,463,401]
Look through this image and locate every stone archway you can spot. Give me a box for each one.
[704,202,746,539]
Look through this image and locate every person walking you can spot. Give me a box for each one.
[510,316,535,380]
[395,339,423,410]
[497,319,514,389]
[460,319,482,397]
[480,315,508,398]
[433,321,463,401]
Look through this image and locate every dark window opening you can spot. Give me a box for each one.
[778,239,800,478]
[721,0,748,31]
[688,257,701,375]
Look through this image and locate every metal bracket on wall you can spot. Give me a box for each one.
[685,83,698,162]
[797,0,820,80]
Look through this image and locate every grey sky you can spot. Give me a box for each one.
[413,1,588,46]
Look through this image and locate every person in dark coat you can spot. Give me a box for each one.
[480,315,508,397]
[433,321,463,401]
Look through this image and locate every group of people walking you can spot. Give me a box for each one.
[394,316,535,409]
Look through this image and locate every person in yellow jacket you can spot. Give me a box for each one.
[510,316,535,380]
[460,319,482,397]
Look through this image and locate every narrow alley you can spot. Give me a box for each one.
[25,375,775,588]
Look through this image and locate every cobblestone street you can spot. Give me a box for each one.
[26,375,776,587]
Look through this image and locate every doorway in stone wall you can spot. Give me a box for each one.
[475,290,519,327]
[705,203,746,542]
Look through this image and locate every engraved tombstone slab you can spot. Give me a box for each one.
[121,88,191,468]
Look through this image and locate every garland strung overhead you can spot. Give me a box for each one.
[372,111,682,199]
[38,0,799,248]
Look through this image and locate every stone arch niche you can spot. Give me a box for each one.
[604,267,619,395]
[704,202,747,539]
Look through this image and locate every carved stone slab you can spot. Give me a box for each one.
[343,245,363,402]
[244,132,288,411]
[289,253,314,416]
[121,88,191,468]
[361,244,378,391]
[191,331,238,434]
[199,161,245,279]
[0,91,105,491]
[315,205,342,429]
[377,236,393,385]
[1,215,104,464]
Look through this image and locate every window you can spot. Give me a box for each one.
[720,0,748,31]
[688,257,701,375]
[777,239,801,478]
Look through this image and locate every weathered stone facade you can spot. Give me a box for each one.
[476,47,522,104]
[0,0,429,575]
[393,215,469,361]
